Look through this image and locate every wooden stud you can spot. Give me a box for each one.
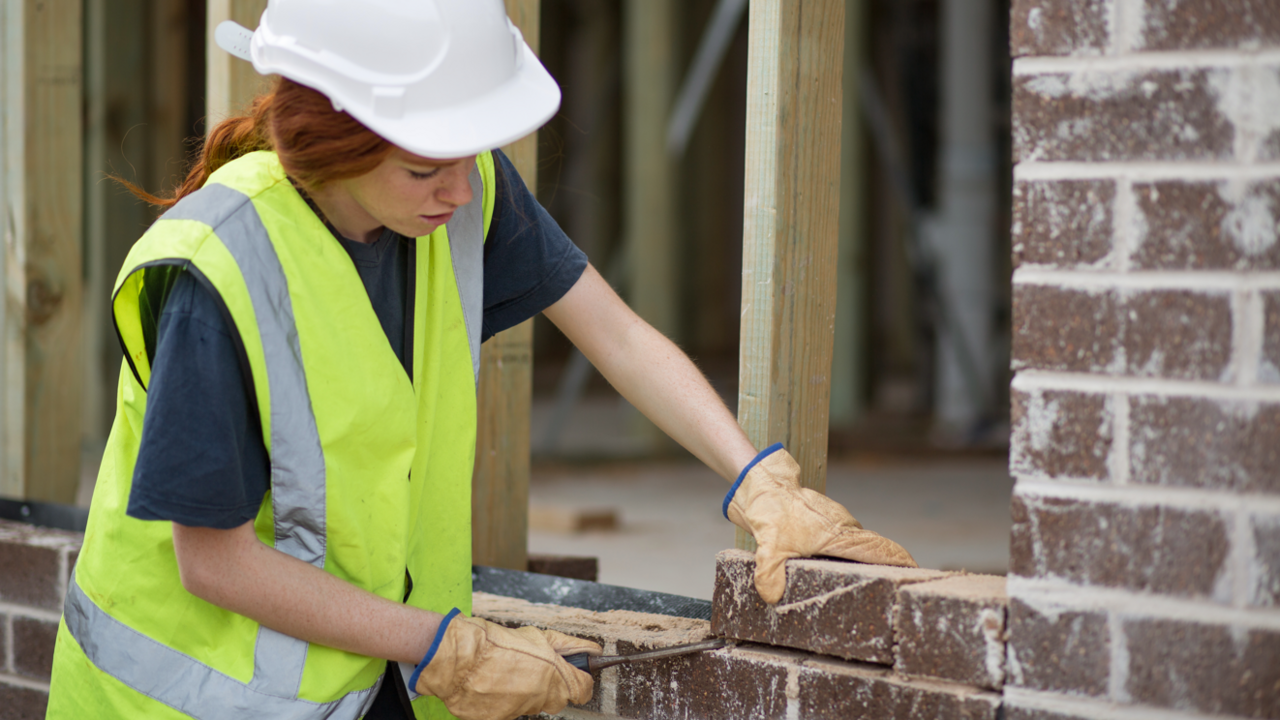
[736,0,845,548]
[471,0,539,571]
[206,0,270,127]
[829,0,869,426]
[0,0,85,502]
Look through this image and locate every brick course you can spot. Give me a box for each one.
[1138,0,1280,51]
[711,549,952,664]
[1009,494,1230,598]
[1012,180,1114,268]
[1010,389,1112,481]
[1128,395,1280,494]
[894,575,1008,691]
[799,656,1002,720]
[1013,69,1235,163]
[1009,0,1109,58]
[1132,180,1280,271]
[1012,286,1233,380]
[12,617,58,682]
[1005,599,1109,697]
[1124,618,1280,717]
[0,522,79,612]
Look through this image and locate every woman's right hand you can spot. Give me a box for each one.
[411,612,601,720]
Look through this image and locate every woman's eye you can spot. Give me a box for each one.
[409,169,440,180]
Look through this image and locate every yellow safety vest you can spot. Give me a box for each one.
[47,150,496,720]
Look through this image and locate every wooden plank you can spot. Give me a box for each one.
[206,0,269,127]
[736,0,845,548]
[829,0,869,426]
[6,0,86,502]
[470,0,539,571]
[624,0,677,449]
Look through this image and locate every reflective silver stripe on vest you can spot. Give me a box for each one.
[446,166,486,381]
[65,183,374,717]
[64,573,380,720]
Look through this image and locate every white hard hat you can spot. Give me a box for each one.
[214,0,561,159]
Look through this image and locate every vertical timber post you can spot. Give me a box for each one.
[207,0,269,126]
[0,0,85,502]
[624,0,676,450]
[829,0,869,427]
[736,0,845,549]
[470,0,539,571]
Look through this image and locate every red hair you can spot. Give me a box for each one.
[121,77,393,207]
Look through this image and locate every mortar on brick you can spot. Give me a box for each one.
[1263,292,1280,383]
[1138,0,1280,51]
[1011,388,1113,481]
[1010,492,1231,598]
[1132,180,1280,270]
[1010,0,1109,58]
[711,549,953,664]
[1006,598,1109,697]
[1012,180,1115,268]
[1128,395,1280,494]
[894,575,1008,691]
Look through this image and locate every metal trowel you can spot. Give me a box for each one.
[563,638,729,674]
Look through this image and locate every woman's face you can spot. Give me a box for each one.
[334,148,478,240]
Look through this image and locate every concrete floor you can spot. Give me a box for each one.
[529,455,1013,601]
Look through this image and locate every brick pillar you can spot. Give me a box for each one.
[1007,2,1280,718]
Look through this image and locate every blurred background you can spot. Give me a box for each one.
[73,0,1015,599]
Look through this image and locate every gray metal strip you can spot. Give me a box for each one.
[155,182,328,699]
[445,166,486,381]
[64,574,379,719]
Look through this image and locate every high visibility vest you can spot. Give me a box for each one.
[48,150,496,720]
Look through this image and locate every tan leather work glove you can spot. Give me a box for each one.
[724,444,917,604]
[410,609,601,720]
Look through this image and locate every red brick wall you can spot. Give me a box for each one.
[0,520,80,720]
[1008,1,1280,718]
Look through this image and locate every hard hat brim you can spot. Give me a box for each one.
[317,39,560,160]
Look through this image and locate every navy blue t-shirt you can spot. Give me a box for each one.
[127,149,587,528]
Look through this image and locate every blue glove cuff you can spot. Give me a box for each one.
[722,443,785,520]
[408,607,462,691]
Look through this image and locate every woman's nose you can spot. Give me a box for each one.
[438,156,477,207]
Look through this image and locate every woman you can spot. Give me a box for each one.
[48,2,914,719]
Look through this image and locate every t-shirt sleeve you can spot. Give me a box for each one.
[480,148,589,342]
[127,270,271,529]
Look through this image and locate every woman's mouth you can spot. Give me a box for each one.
[422,210,455,224]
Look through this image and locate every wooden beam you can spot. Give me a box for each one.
[0,0,85,503]
[624,0,677,449]
[206,0,269,126]
[471,0,539,571]
[829,0,869,426]
[736,0,845,548]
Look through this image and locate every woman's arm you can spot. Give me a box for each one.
[172,520,441,664]
[543,263,758,482]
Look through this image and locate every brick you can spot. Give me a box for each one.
[1006,598,1109,696]
[1012,286,1120,374]
[1012,286,1233,380]
[0,520,80,612]
[1010,0,1109,58]
[894,575,1008,691]
[1011,389,1112,481]
[1264,292,1280,383]
[526,553,598,582]
[614,642,790,720]
[1251,514,1280,607]
[1013,69,1234,163]
[799,654,1002,720]
[1012,180,1114,268]
[1133,180,1280,271]
[1125,619,1280,717]
[1124,289,1232,380]
[711,549,952,664]
[1009,493,1229,598]
[1004,705,1092,720]
[0,682,48,720]
[1129,395,1280,494]
[1139,0,1280,51]
[12,616,58,682]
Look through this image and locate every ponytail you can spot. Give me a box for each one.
[117,77,392,208]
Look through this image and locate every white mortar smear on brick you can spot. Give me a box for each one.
[1207,64,1280,162]
[975,608,1006,689]
[1217,179,1279,257]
